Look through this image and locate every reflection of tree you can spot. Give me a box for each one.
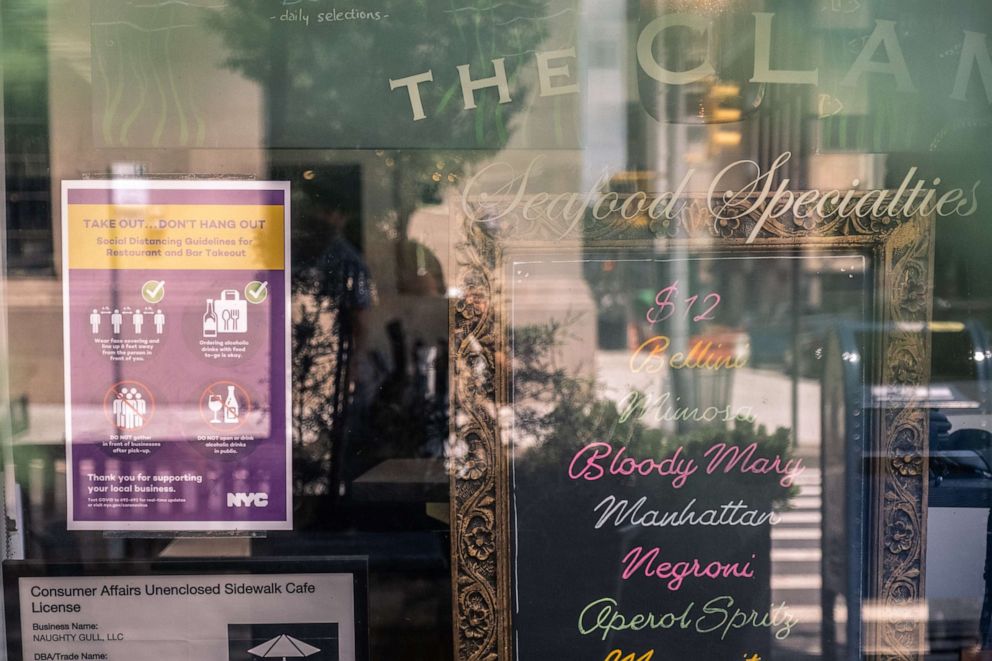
[291,224,374,499]
[513,320,797,506]
[3,0,48,125]
[291,289,339,497]
[210,2,562,505]
[3,0,54,273]
[208,0,565,237]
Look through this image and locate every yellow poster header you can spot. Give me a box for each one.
[67,204,285,270]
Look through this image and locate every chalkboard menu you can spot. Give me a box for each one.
[449,192,935,661]
[506,254,866,660]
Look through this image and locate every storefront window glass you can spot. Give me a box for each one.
[2,2,992,659]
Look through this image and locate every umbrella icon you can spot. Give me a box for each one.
[247,634,321,660]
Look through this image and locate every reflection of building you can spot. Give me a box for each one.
[4,1,992,659]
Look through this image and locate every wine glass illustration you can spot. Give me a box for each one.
[207,394,223,423]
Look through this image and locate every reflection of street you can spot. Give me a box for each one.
[771,455,824,658]
[597,351,822,447]
[731,364,828,655]
[730,369,821,448]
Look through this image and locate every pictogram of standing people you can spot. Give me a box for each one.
[89,307,165,336]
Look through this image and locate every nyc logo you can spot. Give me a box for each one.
[226,492,269,508]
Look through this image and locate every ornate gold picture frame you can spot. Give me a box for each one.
[449,191,934,660]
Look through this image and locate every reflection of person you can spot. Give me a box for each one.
[154,309,165,334]
[293,177,375,501]
[90,309,101,334]
[111,309,123,334]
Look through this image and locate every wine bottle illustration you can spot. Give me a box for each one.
[224,385,240,424]
[203,299,218,337]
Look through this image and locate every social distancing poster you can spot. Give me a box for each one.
[61,180,291,531]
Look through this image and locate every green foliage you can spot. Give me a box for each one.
[513,320,798,505]
[2,0,49,121]
[206,0,562,148]
[206,0,570,238]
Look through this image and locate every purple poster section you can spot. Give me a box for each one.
[62,181,291,531]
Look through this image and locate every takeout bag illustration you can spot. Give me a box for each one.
[215,289,248,333]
